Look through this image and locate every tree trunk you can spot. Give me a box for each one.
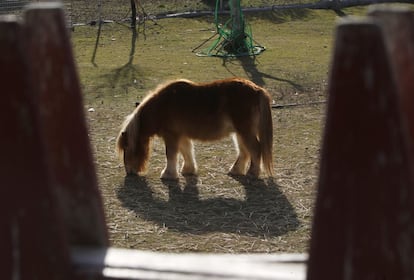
[131,0,137,28]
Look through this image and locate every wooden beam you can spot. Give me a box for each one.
[72,248,306,280]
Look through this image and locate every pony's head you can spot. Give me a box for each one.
[116,110,150,175]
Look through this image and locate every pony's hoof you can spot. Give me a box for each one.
[160,170,179,181]
[126,172,139,178]
[160,175,179,181]
[160,176,179,182]
[181,170,198,177]
[228,168,245,177]
[246,171,260,179]
[181,164,197,176]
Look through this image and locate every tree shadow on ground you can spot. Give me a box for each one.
[200,0,217,8]
[95,27,144,94]
[97,63,143,95]
[222,55,303,90]
[117,174,300,237]
[259,9,312,24]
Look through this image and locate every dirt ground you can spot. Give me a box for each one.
[85,94,324,253]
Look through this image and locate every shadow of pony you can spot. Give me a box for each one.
[117,175,300,237]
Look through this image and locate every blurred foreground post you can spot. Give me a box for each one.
[0,14,73,280]
[0,3,107,279]
[24,2,108,247]
[308,9,414,280]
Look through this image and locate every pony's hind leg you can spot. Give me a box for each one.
[161,135,180,180]
[179,138,197,176]
[229,134,250,176]
[237,132,261,178]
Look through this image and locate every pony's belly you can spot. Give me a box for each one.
[180,116,235,141]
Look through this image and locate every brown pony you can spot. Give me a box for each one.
[116,77,273,180]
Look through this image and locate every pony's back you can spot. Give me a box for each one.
[151,78,267,141]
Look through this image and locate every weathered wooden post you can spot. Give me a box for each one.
[307,18,414,279]
[369,8,414,178]
[0,15,72,279]
[23,3,108,247]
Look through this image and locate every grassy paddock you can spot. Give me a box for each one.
[71,5,378,252]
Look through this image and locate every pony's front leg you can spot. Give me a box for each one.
[161,136,180,180]
[179,138,197,176]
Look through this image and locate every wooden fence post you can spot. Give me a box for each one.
[23,3,108,247]
[369,8,414,178]
[307,19,414,279]
[0,15,72,279]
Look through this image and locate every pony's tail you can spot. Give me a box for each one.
[259,90,273,177]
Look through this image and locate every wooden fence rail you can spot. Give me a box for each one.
[2,3,414,280]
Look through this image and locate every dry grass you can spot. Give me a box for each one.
[71,5,370,253]
[89,104,322,253]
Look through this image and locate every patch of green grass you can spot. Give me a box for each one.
[73,8,338,104]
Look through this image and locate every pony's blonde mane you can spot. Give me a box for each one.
[116,79,193,157]
[116,111,134,156]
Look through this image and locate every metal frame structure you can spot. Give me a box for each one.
[195,0,265,57]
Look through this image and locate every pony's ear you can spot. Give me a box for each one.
[120,131,128,148]
[135,102,140,107]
